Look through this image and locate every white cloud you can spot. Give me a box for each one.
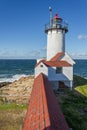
[42,46,47,50]
[0,49,87,60]
[71,53,87,59]
[28,49,46,59]
[0,45,47,59]
[0,50,26,59]
[78,34,87,40]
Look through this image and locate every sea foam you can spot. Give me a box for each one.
[0,74,29,83]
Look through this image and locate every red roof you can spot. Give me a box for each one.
[44,60,72,67]
[35,59,45,67]
[35,52,72,67]
[22,73,70,130]
[50,52,64,61]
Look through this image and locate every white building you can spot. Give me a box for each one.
[35,13,75,90]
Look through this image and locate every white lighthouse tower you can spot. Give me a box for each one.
[35,9,75,90]
[45,12,68,60]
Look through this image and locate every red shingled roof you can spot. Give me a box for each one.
[50,52,64,61]
[22,73,70,130]
[44,60,72,67]
[35,52,71,68]
[35,59,46,67]
[35,60,72,67]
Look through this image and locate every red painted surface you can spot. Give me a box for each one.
[44,60,72,67]
[54,14,59,19]
[35,52,72,68]
[36,60,72,67]
[22,73,70,130]
[35,59,46,67]
[50,52,64,61]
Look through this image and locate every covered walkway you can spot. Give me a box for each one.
[22,73,69,130]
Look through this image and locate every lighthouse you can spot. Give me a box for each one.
[45,13,68,60]
[35,10,75,90]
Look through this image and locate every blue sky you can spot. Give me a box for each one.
[0,0,87,59]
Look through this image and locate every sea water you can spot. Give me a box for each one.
[74,59,87,79]
[0,59,87,82]
[0,59,36,82]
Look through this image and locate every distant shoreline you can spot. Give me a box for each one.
[0,74,87,86]
[0,58,87,60]
[74,74,87,79]
[0,74,87,84]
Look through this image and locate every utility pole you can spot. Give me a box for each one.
[49,6,52,27]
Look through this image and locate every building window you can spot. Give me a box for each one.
[56,67,62,73]
[40,65,43,67]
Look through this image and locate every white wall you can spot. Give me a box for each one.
[50,80,73,89]
[35,62,48,78]
[48,67,68,81]
[63,67,73,80]
[61,53,75,65]
[47,29,65,60]
[48,66,73,88]
[48,66,73,81]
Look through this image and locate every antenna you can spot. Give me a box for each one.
[49,6,52,27]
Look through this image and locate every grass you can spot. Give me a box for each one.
[75,85,87,97]
[57,75,87,130]
[0,108,27,130]
[73,75,87,86]
[0,102,27,110]
[74,75,87,97]
[0,75,87,130]
[57,90,87,130]
[0,100,28,130]
[0,88,28,130]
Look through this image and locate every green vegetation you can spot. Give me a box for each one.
[74,75,87,97]
[75,85,87,97]
[0,108,27,130]
[58,90,87,130]
[0,102,27,110]
[0,99,28,130]
[73,75,87,86]
[0,75,87,130]
[57,75,87,130]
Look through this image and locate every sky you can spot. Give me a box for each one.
[0,0,87,59]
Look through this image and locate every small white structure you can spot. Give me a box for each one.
[35,12,75,90]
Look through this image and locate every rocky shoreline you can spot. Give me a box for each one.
[0,82,11,88]
[0,76,34,104]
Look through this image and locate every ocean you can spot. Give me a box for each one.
[74,59,87,79]
[0,59,36,82]
[0,59,87,82]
